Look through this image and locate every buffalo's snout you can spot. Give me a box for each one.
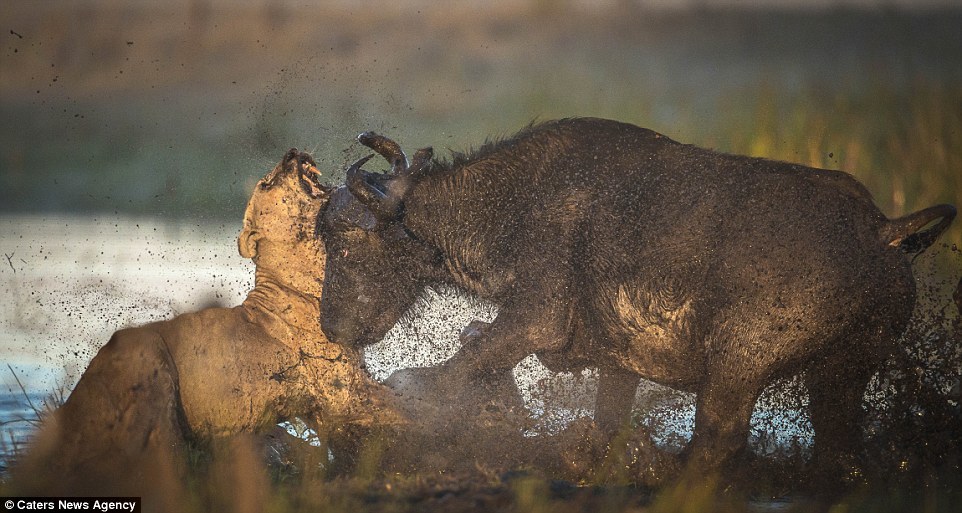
[320,308,369,349]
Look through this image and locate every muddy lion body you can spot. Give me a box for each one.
[12,150,396,497]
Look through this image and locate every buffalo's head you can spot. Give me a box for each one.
[316,133,442,349]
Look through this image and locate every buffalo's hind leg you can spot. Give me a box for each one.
[804,352,878,495]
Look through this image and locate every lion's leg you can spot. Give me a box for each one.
[18,328,187,496]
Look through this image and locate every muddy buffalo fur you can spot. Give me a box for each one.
[11,150,400,498]
[318,117,956,490]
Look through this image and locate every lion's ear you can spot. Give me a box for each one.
[238,228,261,259]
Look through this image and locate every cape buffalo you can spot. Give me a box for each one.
[11,149,401,497]
[316,118,956,485]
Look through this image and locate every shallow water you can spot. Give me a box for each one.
[0,392,45,472]
[0,215,255,391]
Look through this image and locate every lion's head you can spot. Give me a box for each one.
[238,148,331,297]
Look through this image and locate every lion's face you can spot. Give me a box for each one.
[239,149,331,297]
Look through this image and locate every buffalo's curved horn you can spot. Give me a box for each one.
[358,132,408,175]
[346,154,384,200]
[345,154,403,221]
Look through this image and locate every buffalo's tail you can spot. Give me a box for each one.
[881,204,957,254]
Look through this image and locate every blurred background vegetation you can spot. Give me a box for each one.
[2,0,960,248]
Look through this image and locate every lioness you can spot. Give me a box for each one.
[11,149,400,496]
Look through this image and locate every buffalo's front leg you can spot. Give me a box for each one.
[442,321,524,411]
[439,199,587,421]
[458,320,641,432]
[432,284,576,433]
[595,364,641,434]
[443,287,573,381]
[459,319,491,346]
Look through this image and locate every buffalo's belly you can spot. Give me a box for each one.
[535,346,595,374]
[598,283,702,390]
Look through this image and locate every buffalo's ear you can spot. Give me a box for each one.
[407,147,433,179]
[238,228,261,259]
